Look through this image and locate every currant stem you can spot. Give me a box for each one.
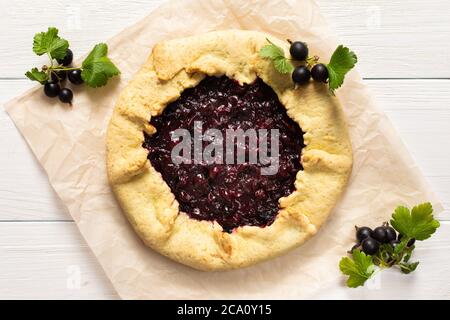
[50,66,81,72]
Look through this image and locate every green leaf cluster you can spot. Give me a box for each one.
[26,27,120,89]
[340,202,440,288]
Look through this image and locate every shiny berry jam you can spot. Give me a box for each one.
[143,76,304,232]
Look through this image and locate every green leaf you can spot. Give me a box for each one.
[81,43,120,88]
[259,42,285,60]
[339,250,375,288]
[399,261,419,274]
[273,57,294,74]
[25,68,48,84]
[32,27,69,60]
[382,243,394,255]
[402,246,415,263]
[259,39,293,75]
[394,238,408,255]
[378,244,393,260]
[373,244,390,267]
[390,202,440,241]
[326,45,357,94]
[390,206,411,236]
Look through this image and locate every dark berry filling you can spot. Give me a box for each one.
[143,76,304,232]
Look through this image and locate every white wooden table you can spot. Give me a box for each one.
[0,0,449,299]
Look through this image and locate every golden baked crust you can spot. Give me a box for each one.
[106,30,352,271]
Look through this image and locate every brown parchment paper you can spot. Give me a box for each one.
[4,0,443,299]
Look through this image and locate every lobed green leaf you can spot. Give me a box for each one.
[81,43,120,88]
[32,27,69,60]
[25,68,48,84]
[326,45,357,94]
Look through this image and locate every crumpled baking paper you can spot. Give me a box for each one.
[4,0,443,299]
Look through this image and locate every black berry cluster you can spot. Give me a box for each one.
[289,41,329,85]
[43,49,84,105]
[352,222,415,255]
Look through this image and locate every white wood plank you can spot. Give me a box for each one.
[2,79,449,220]
[364,79,450,219]
[0,0,449,78]
[0,0,162,79]
[0,222,118,299]
[318,0,450,78]
[0,221,448,299]
[368,80,450,179]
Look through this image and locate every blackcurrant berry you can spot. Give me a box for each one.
[398,234,416,247]
[311,63,329,83]
[361,237,379,255]
[51,70,67,83]
[57,49,73,66]
[289,41,308,61]
[384,226,397,242]
[292,66,311,84]
[372,226,388,243]
[44,82,60,98]
[68,69,84,85]
[58,88,73,104]
[356,226,372,243]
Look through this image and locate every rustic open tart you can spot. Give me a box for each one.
[106,30,352,270]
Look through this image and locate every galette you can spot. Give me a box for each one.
[106,30,352,270]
